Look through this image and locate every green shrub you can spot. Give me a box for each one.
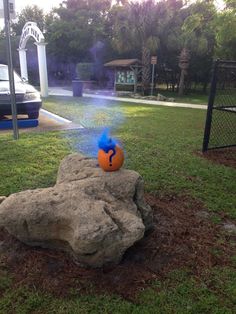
[76,63,93,80]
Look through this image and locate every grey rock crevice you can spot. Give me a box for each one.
[0,153,153,267]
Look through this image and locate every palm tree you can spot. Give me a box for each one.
[178,0,216,95]
[178,48,190,96]
[111,0,159,95]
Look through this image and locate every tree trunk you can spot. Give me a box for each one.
[178,48,190,96]
[142,46,151,96]
[178,69,185,96]
[202,80,208,94]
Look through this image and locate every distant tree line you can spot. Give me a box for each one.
[0,0,236,94]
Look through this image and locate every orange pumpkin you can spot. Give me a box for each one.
[98,145,124,172]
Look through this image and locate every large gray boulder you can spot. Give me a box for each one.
[0,196,6,204]
[0,153,153,267]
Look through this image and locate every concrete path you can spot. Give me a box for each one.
[0,110,82,134]
[48,87,207,110]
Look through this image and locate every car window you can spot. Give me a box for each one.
[0,66,22,82]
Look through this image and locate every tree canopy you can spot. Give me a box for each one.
[5,0,236,91]
[11,5,45,36]
[45,0,112,62]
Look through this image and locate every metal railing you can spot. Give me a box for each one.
[202,60,236,152]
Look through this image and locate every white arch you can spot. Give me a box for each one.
[18,22,48,97]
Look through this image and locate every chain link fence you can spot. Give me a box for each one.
[203,60,236,152]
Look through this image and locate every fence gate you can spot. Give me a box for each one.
[203,60,236,152]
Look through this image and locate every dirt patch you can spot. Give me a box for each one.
[197,147,236,168]
[0,194,234,301]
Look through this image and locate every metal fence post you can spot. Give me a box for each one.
[3,0,19,140]
[202,60,219,152]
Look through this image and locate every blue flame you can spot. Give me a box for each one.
[98,129,116,153]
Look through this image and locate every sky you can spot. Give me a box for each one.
[15,0,62,13]
[0,0,62,27]
[15,0,226,14]
[0,0,226,25]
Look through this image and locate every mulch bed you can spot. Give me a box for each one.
[0,194,234,301]
[197,147,236,168]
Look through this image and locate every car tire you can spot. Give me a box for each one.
[28,112,39,119]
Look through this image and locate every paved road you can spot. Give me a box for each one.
[48,87,207,110]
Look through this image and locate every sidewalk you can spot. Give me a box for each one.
[48,87,207,110]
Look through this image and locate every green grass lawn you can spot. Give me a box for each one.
[43,96,236,218]
[67,84,209,105]
[162,86,236,106]
[0,96,235,313]
[159,90,208,105]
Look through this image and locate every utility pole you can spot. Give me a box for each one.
[3,0,19,139]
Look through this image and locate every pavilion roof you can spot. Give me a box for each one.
[104,59,141,67]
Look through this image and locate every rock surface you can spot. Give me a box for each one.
[0,196,6,204]
[130,93,175,102]
[222,222,236,235]
[0,153,153,267]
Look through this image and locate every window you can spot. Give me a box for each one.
[116,70,135,84]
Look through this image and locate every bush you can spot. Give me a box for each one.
[76,63,93,80]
